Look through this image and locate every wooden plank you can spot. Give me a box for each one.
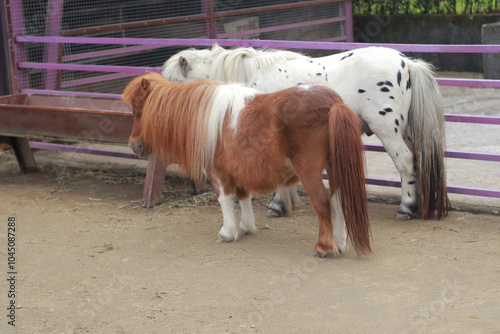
[142,154,166,208]
[193,177,208,194]
[0,108,133,142]
[12,137,38,172]
[0,94,133,142]
[0,136,38,173]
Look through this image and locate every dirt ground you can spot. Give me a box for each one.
[1,77,500,334]
[1,152,499,334]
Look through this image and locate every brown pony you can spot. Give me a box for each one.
[123,72,371,257]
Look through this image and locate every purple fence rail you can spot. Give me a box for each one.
[6,35,500,199]
[13,36,500,91]
[29,142,145,161]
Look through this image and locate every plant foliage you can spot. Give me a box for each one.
[353,0,499,14]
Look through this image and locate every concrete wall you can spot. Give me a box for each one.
[353,14,500,72]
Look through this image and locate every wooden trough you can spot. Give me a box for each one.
[0,93,170,207]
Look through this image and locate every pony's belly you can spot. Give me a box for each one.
[230,157,296,193]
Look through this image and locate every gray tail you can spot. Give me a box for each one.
[406,59,450,219]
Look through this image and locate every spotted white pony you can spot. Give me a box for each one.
[162,44,450,221]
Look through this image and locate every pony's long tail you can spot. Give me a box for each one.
[328,102,371,255]
[407,59,451,219]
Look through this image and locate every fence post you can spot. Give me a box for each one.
[5,0,28,92]
[1,0,11,95]
[201,0,216,39]
[42,0,63,90]
[344,1,353,42]
[2,0,38,172]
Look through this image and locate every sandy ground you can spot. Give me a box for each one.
[0,76,499,333]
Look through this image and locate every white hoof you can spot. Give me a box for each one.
[240,220,257,235]
[217,225,240,242]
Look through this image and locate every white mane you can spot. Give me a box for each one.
[208,44,305,83]
[162,43,306,84]
[205,83,258,162]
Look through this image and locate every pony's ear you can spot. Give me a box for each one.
[210,43,225,56]
[179,56,190,76]
[141,78,151,90]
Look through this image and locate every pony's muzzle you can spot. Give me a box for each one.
[129,138,151,157]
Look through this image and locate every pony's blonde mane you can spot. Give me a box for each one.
[122,72,257,180]
[209,44,305,83]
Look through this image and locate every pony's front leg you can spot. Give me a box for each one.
[236,188,257,235]
[216,185,241,242]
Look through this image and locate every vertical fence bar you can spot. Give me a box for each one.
[42,0,63,90]
[344,1,353,42]
[201,0,216,38]
[201,0,210,38]
[5,0,28,92]
[209,0,216,39]
[0,0,12,95]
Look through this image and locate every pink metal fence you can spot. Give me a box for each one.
[5,0,352,94]
[2,0,499,200]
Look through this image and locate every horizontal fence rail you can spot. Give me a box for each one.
[14,37,500,90]
[29,142,145,160]
[15,36,500,53]
[16,62,500,90]
[321,175,500,198]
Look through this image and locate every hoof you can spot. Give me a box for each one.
[217,235,236,243]
[313,251,326,258]
[240,229,251,236]
[313,246,340,258]
[240,225,257,236]
[397,202,420,221]
[395,212,412,221]
[266,200,287,218]
[217,229,239,243]
[266,209,284,218]
[217,236,238,243]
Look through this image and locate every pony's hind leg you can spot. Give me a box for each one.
[293,162,338,257]
[236,187,257,235]
[266,186,299,218]
[378,132,420,220]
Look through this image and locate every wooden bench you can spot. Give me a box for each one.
[0,93,173,207]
